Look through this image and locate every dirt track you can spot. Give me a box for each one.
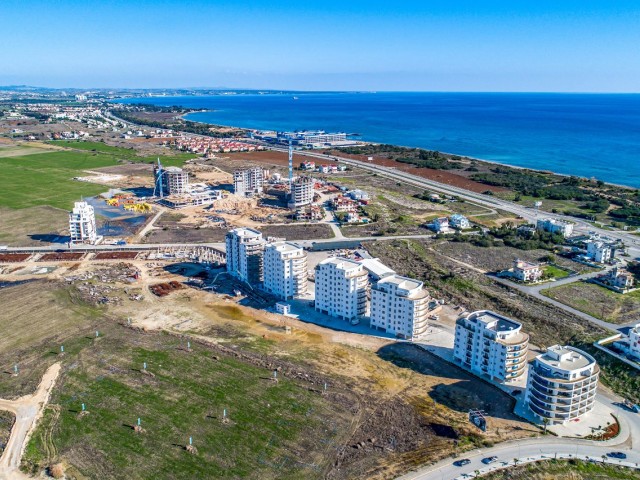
[0,363,61,479]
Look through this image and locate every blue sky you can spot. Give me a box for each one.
[1,0,639,91]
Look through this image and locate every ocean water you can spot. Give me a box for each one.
[117,92,640,187]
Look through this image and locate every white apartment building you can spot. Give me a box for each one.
[69,201,98,245]
[587,240,614,263]
[536,218,574,237]
[263,241,308,300]
[453,310,529,383]
[511,259,543,283]
[287,177,314,209]
[234,167,265,197]
[315,257,369,320]
[225,227,266,285]
[370,275,430,339]
[526,345,599,425]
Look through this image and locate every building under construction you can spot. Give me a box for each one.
[153,162,190,197]
[233,167,265,197]
[225,227,266,285]
[287,176,314,209]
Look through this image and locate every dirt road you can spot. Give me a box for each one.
[0,363,62,479]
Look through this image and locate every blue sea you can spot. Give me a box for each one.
[117,92,640,187]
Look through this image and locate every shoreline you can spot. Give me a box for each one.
[179,110,637,191]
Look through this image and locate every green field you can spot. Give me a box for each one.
[49,140,193,167]
[1,281,353,480]
[0,142,193,210]
[543,264,570,280]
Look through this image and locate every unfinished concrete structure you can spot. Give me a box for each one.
[225,227,266,285]
[234,167,265,197]
[287,176,314,209]
[69,201,99,245]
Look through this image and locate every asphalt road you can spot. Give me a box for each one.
[397,387,640,480]
[277,147,640,260]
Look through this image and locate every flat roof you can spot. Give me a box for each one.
[469,310,521,332]
[538,345,594,371]
[268,241,302,253]
[229,227,262,238]
[359,258,395,279]
[378,274,422,291]
[319,256,362,271]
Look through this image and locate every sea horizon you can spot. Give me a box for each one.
[117,92,640,188]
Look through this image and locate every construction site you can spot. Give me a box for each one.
[0,248,537,480]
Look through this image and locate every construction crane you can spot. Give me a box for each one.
[288,140,293,191]
[153,158,165,198]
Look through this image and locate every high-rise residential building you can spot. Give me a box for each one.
[525,345,599,425]
[453,310,529,383]
[287,176,314,209]
[263,241,308,300]
[234,167,264,197]
[163,166,190,194]
[314,257,368,320]
[69,201,98,245]
[370,274,430,339]
[536,218,574,237]
[154,164,189,196]
[225,227,266,285]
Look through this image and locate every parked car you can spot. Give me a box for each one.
[482,456,498,464]
[454,459,471,466]
[607,451,627,459]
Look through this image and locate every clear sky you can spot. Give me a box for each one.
[1,0,639,92]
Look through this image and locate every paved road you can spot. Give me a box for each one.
[0,363,61,480]
[397,385,640,480]
[275,147,640,260]
[490,268,630,332]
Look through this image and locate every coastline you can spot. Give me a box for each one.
[179,111,636,191]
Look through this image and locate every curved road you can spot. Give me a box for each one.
[397,387,640,480]
[0,363,61,480]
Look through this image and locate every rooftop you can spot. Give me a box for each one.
[359,258,395,279]
[537,345,595,371]
[267,241,303,254]
[376,274,428,299]
[469,310,521,332]
[229,227,263,239]
[318,256,363,272]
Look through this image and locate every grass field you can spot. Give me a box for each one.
[0,142,193,210]
[23,328,352,480]
[0,206,69,245]
[49,140,193,167]
[543,264,570,280]
[481,459,640,479]
[542,282,640,324]
[0,280,353,479]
